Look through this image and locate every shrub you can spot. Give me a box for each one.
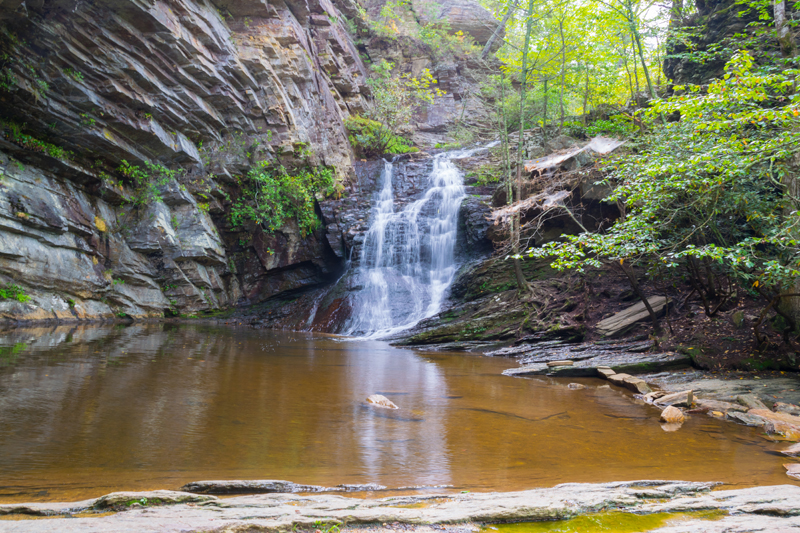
[230,162,335,236]
[584,115,638,138]
[0,283,30,303]
[345,116,418,157]
[0,120,72,160]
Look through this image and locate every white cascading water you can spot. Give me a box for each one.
[345,147,485,338]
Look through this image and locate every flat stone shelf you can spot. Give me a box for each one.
[503,351,692,378]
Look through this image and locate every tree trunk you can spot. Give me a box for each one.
[625,0,655,100]
[558,18,566,131]
[542,78,548,142]
[775,0,797,57]
[629,33,640,95]
[582,67,590,124]
[512,0,536,293]
[621,39,636,103]
[621,264,659,327]
[481,0,520,60]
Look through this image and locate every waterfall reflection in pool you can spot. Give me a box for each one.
[0,323,790,503]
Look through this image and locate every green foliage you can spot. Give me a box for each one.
[466,165,501,186]
[584,115,638,137]
[230,162,335,236]
[117,160,181,207]
[0,120,73,160]
[350,59,443,156]
[528,51,800,310]
[418,23,480,60]
[0,28,48,97]
[344,116,418,157]
[80,113,96,127]
[63,68,84,82]
[0,283,30,303]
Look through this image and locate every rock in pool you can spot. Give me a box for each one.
[367,394,399,409]
[660,405,686,424]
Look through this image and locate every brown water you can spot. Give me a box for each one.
[0,323,793,503]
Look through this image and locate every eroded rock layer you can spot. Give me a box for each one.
[0,0,370,319]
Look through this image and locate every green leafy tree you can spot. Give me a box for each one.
[527,51,800,343]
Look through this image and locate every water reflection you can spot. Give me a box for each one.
[0,323,792,503]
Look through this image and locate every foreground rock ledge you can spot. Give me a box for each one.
[2,481,800,532]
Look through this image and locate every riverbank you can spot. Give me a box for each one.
[2,481,800,532]
[496,337,800,457]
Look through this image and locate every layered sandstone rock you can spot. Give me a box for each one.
[0,0,369,319]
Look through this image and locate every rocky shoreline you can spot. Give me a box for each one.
[496,337,800,473]
[2,481,800,532]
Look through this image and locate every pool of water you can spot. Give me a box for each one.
[0,323,792,503]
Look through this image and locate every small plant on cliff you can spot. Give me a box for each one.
[0,120,73,160]
[0,283,30,303]
[0,28,48,97]
[117,160,182,207]
[63,67,84,82]
[344,116,417,158]
[347,59,443,157]
[230,162,335,236]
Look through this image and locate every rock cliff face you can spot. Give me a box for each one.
[0,0,370,320]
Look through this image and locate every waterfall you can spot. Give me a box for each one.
[344,147,484,338]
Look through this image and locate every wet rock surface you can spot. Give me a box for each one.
[0,0,373,320]
[180,480,386,494]
[501,342,691,378]
[3,481,800,532]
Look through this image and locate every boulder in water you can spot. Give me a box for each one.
[660,405,685,424]
[366,394,398,409]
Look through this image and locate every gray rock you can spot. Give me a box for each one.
[695,398,748,413]
[504,352,691,378]
[737,394,769,410]
[0,0,372,322]
[598,367,616,379]
[5,482,800,533]
[654,390,694,408]
[776,402,800,417]
[727,411,771,427]
[180,480,385,495]
[92,490,217,509]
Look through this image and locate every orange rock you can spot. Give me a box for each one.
[749,409,800,426]
[660,405,685,424]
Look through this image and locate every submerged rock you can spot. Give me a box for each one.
[366,394,399,409]
[781,443,800,457]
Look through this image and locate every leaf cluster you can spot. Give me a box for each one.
[529,51,800,298]
[230,162,335,237]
